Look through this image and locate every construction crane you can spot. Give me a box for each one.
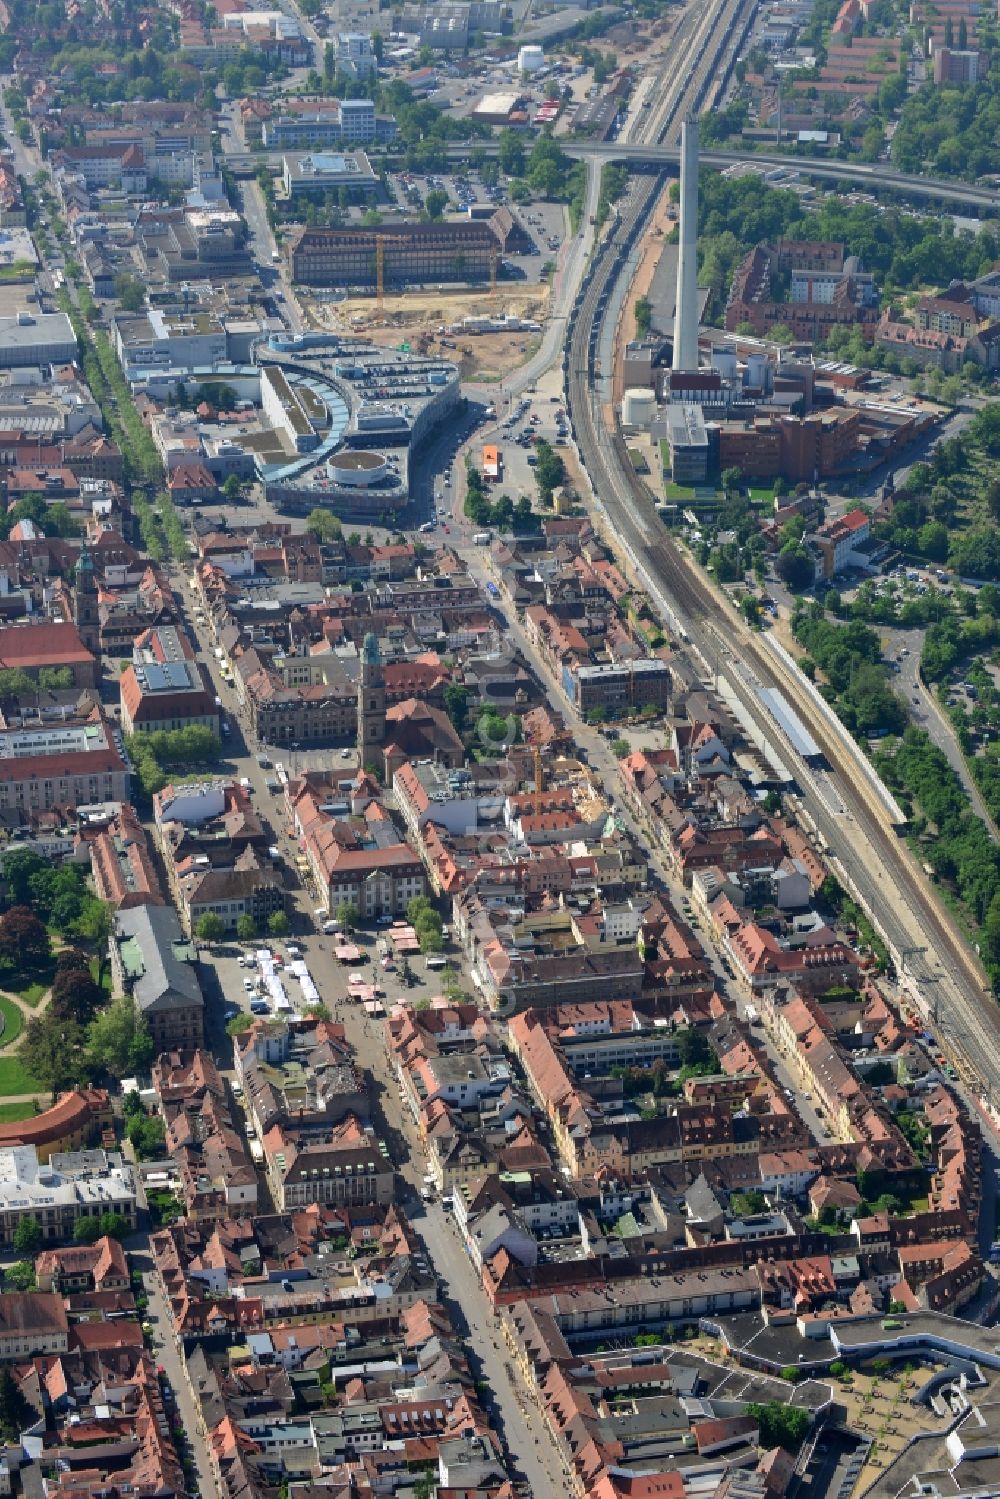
[375,234,386,315]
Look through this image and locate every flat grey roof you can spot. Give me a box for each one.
[758,685,822,761]
[0,311,76,349]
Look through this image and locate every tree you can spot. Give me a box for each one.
[72,1217,102,1244]
[50,965,102,1027]
[443,683,470,732]
[0,906,49,972]
[497,128,525,176]
[86,997,154,1079]
[747,1401,810,1452]
[37,666,73,689]
[2,848,45,905]
[268,911,291,938]
[0,1365,30,1440]
[776,543,814,591]
[20,1011,84,1098]
[3,1261,35,1292]
[98,1212,130,1241]
[222,474,242,504]
[126,1112,166,1160]
[305,507,342,542]
[77,899,113,984]
[114,273,146,312]
[236,914,258,942]
[336,902,359,933]
[424,188,448,220]
[195,912,226,943]
[12,1215,41,1255]
[634,296,652,337]
[534,440,565,504]
[226,1013,253,1037]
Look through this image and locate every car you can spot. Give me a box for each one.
[340,747,352,758]
[242,978,255,992]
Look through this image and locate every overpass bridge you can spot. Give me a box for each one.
[221,142,1000,211]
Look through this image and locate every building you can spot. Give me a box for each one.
[933,46,982,83]
[0,1088,112,1163]
[308,832,427,920]
[281,149,378,200]
[288,216,507,290]
[811,507,871,577]
[357,630,386,759]
[35,1234,130,1293]
[336,33,377,77]
[665,403,709,484]
[0,1292,69,1358]
[262,1117,394,1210]
[725,241,877,341]
[0,619,97,687]
[0,1146,137,1250]
[570,659,672,716]
[88,804,165,910]
[111,903,205,1052]
[112,309,228,380]
[260,365,319,454]
[234,1017,367,1137]
[263,97,380,148]
[874,313,967,372]
[154,1050,257,1220]
[119,625,220,736]
[0,312,77,369]
[0,705,129,814]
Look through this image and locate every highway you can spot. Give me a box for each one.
[561,0,1000,1123]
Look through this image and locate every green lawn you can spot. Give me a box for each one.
[0,996,23,1050]
[0,1100,36,1122]
[9,982,47,1008]
[0,1056,41,1096]
[4,958,54,1006]
[90,958,112,995]
[664,482,696,501]
[749,486,776,505]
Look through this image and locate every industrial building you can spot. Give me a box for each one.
[288,215,512,290]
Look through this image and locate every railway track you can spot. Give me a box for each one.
[563,0,1000,1108]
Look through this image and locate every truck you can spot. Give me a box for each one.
[473,530,491,546]
[482,444,502,482]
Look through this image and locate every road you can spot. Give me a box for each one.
[239,179,305,335]
[135,1235,220,1499]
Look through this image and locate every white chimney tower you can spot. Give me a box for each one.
[672,117,700,373]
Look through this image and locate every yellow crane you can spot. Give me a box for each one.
[375,234,386,315]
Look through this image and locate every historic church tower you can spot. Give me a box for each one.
[74,540,99,654]
[357,631,386,761]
